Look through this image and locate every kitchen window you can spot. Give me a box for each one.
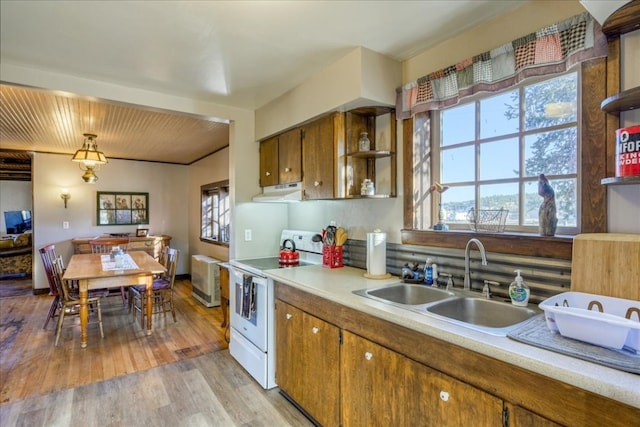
[201,180,230,245]
[416,71,580,235]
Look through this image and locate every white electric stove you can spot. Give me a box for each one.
[228,230,322,389]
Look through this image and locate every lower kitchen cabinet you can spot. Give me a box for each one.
[341,331,408,426]
[342,331,503,427]
[274,283,639,427]
[407,358,503,426]
[506,403,561,427]
[275,300,340,427]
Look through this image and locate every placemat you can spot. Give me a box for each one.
[508,316,640,374]
[101,254,139,271]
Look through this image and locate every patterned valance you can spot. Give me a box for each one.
[396,13,608,119]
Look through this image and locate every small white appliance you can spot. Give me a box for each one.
[191,255,221,307]
[228,229,322,389]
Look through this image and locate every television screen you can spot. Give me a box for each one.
[4,210,32,234]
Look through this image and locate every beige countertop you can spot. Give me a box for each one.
[265,264,640,409]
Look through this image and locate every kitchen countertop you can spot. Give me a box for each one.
[265,264,640,409]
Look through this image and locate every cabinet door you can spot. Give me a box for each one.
[302,114,338,199]
[406,359,503,427]
[506,403,562,427]
[278,128,302,184]
[341,331,407,427]
[260,136,279,187]
[301,310,340,427]
[275,300,304,402]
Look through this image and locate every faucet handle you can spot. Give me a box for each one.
[438,273,454,290]
[482,280,500,299]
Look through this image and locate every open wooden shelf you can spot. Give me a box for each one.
[601,176,640,185]
[601,86,640,113]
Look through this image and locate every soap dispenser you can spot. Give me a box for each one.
[424,258,434,285]
[509,270,530,307]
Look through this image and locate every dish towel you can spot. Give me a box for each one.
[241,274,255,320]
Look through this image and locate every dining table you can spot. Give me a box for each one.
[63,251,166,348]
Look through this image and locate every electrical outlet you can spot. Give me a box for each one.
[244,229,252,241]
[63,221,69,229]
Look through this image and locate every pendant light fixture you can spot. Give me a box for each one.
[71,133,108,183]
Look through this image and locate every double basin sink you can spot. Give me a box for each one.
[353,283,541,336]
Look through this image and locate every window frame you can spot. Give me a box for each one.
[430,71,580,235]
[200,179,230,246]
[402,59,608,260]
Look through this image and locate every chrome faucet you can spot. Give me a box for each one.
[464,238,488,291]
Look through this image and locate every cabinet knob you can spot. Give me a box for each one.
[313,180,322,187]
[364,352,373,360]
[439,391,450,402]
[312,327,319,334]
[265,171,271,176]
[286,313,292,320]
[285,167,291,172]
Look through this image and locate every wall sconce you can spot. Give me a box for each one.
[60,190,71,208]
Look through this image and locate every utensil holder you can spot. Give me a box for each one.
[323,245,343,269]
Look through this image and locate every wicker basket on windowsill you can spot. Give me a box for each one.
[466,208,508,233]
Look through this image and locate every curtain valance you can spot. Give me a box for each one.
[396,12,607,119]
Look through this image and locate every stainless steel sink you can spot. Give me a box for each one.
[353,282,542,336]
[425,297,541,335]
[354,283,455,305]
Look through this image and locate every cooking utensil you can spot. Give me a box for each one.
[324,229,335,246]
[312,233,323,243]
[335,227,348,246]
[279,239,299,265]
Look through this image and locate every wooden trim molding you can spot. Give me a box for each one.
[401,229,573,260]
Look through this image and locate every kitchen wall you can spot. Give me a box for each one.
[256,1,611,243]
[188,146,230,262]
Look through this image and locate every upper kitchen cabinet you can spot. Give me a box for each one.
[259,128,302,187]
[345,107,397,198]
[258,106,397,200]
[302,112,344,200]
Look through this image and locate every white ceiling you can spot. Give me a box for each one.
[0,0,527,167]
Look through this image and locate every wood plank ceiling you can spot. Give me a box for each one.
[0,84,230,180]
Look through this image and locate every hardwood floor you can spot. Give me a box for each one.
[0,279,313,426]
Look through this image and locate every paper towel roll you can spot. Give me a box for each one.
[366,231,387,276]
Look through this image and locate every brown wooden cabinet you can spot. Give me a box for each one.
[258,106,396,199]
[407,358,503,427]
[275,282,639,427]
[71,235,171,260]
[341,331,408,426]
[275,299,340,427]
[259,128,302,187]
[218,263,229,328]
[506,403,562,427]
[342,330,504,427]
[345,107,396,198]
[302,112,343,200]
[259,136,279,187]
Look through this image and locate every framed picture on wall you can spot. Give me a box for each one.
[97,192,149,226]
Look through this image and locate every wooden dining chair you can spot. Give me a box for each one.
[89,237,130,304]
[52,257,104,346]
[39,244,61,329]
[129,247,179,328]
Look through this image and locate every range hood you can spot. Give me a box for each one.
[252,182,303,203]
